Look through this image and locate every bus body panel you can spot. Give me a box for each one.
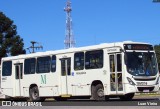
[0,41,159,100]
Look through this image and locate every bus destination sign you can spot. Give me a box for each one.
[124,44,153,50]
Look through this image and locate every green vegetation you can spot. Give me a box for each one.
[0,12,26,63]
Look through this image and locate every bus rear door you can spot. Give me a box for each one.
[13,60,24,97]
[60,58,71,97]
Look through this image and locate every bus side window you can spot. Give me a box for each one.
[24,58,36,74]
[2,61,12,76]
[74,52,84,70]
[37,56,51,73]
[85,50,103,69]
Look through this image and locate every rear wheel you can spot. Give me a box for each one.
[119,93,135,101]
[91,84,105,101]
[29,86,45,101]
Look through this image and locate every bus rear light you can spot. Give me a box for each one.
[127,77,136,85]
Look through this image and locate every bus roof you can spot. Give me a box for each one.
[1,41,150,61]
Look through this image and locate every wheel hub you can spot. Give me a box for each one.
[97,89,104,97]
[33,91,38,99]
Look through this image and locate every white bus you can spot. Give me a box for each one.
[0,41,159,101]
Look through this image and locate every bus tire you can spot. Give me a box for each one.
[29,86,41,101]
[92,84,105,101]
[119,93,135,101]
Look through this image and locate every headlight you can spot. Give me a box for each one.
[127,77,135,85]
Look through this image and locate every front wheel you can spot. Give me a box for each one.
[91,84,105,101]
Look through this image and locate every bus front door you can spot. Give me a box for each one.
[109,53,123,95]
[60,58,71,97]
[14,63,23,97]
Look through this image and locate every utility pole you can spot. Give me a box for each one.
[30,41,36,53]
[27,41,43,53]
[64,0,75,49]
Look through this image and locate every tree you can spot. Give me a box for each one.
[0,12,26,63]
[154,44,160,71]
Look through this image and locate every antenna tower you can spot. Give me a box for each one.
[64,0,75,49]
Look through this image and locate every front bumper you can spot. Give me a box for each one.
[125,84,159,94]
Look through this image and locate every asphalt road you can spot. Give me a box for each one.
[41,95,160,106]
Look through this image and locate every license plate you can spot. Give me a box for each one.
[137,82,147,86]
[143,90,149,93]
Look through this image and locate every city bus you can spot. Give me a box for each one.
[0,41,159,101]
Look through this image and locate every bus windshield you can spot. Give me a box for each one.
[125,52,158,76]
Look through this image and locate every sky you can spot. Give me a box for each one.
[0,0,160,53]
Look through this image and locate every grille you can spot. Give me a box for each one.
[134,78,156,81]
[137,87,154,92]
